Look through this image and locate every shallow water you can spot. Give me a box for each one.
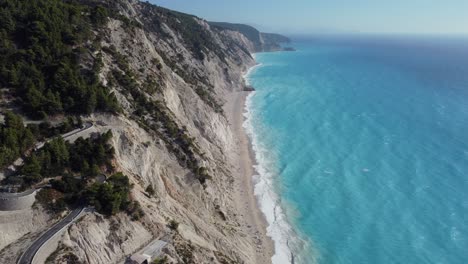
[245,36,468,264]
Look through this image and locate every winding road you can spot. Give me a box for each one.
[0,122,95,263]
[17,207,85,264]
[4,122,96,263]
[34,122,94,150]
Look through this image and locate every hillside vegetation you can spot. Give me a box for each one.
[0,0,289,262]
[0,0,119,118]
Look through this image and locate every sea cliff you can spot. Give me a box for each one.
[0,0,288,263]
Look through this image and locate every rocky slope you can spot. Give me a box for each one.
[45,0,275,263]
[0,0,289,263]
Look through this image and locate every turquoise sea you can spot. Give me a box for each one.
[244,36,468,264]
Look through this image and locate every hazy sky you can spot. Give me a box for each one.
[149,0,468,35]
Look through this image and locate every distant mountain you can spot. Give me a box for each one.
[209,21,290,52]
[261,32,292,51]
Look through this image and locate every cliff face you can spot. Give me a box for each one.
[48,0,262,263]
[0,0,285,262]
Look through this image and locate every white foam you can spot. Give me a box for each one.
[242,64,311,264]
[243,60,263,86]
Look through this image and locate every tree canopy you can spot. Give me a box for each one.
[0,0,119,118]
[21,130,115,185]
[0,111,36,168]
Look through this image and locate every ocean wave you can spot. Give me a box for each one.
[243,62,263,86]
[243,66,313,264]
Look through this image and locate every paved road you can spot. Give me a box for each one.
[62,122,93,139]
[17,207,84,264]
[2,122,94,189]
[8,122,94,168]
[35,122,94,150]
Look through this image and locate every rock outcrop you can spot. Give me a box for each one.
[0,0,287,263]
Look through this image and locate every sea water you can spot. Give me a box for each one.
[244,35,468,264]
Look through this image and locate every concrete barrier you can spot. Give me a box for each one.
[0,190,36,211]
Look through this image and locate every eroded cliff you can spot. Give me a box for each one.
[0,0,287,263]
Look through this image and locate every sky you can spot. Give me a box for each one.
[149,0,468,36]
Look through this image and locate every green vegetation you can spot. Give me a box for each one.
[115,3,226,118]
[35,188,67,213]
[106,51,213,184]
[49,175,84,206]
[37,116,84,139]
[22,138,69,184]
[0,0,119,118]
[22,131,137,217]
[84,173,131,216]
[38,172,135,217]
[0,111,36,168]
[168,219,179,230]
[152,256,168,264]
[138,12,225,114]
[69,131,114,177]
[157,52,224,114]
[127,200,145,220]
[195,86,223,114]
[0,111,85,171]
[27,131,136,217]
[194,166,212,185]
[20,131,114,185]
[146,185,155,197]
[84,173,142,217]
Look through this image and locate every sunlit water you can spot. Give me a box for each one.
[245,36,468,264]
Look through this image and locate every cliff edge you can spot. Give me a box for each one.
[0,0,288,263]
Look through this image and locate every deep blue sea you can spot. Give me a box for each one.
[244,36,468,264]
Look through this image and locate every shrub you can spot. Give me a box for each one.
[152,256,168,264]
[20,130,115,186]
[145,185,155,197]
[83,173,132,216]
[168,219,179,231]
[195,167,212,185]
[35,188,67,213]
[127,201,145,221]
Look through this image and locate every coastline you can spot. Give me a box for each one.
[225,86,275,264]
[232,60,307,264]
[225,59,299,264]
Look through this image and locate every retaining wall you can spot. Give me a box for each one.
[0,190,36,211]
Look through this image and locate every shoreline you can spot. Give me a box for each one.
[225,85,274,263]
[228,61,303,264]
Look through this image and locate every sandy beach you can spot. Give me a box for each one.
[225,88,275,264]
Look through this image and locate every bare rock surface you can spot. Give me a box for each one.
[0,1,277,263]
